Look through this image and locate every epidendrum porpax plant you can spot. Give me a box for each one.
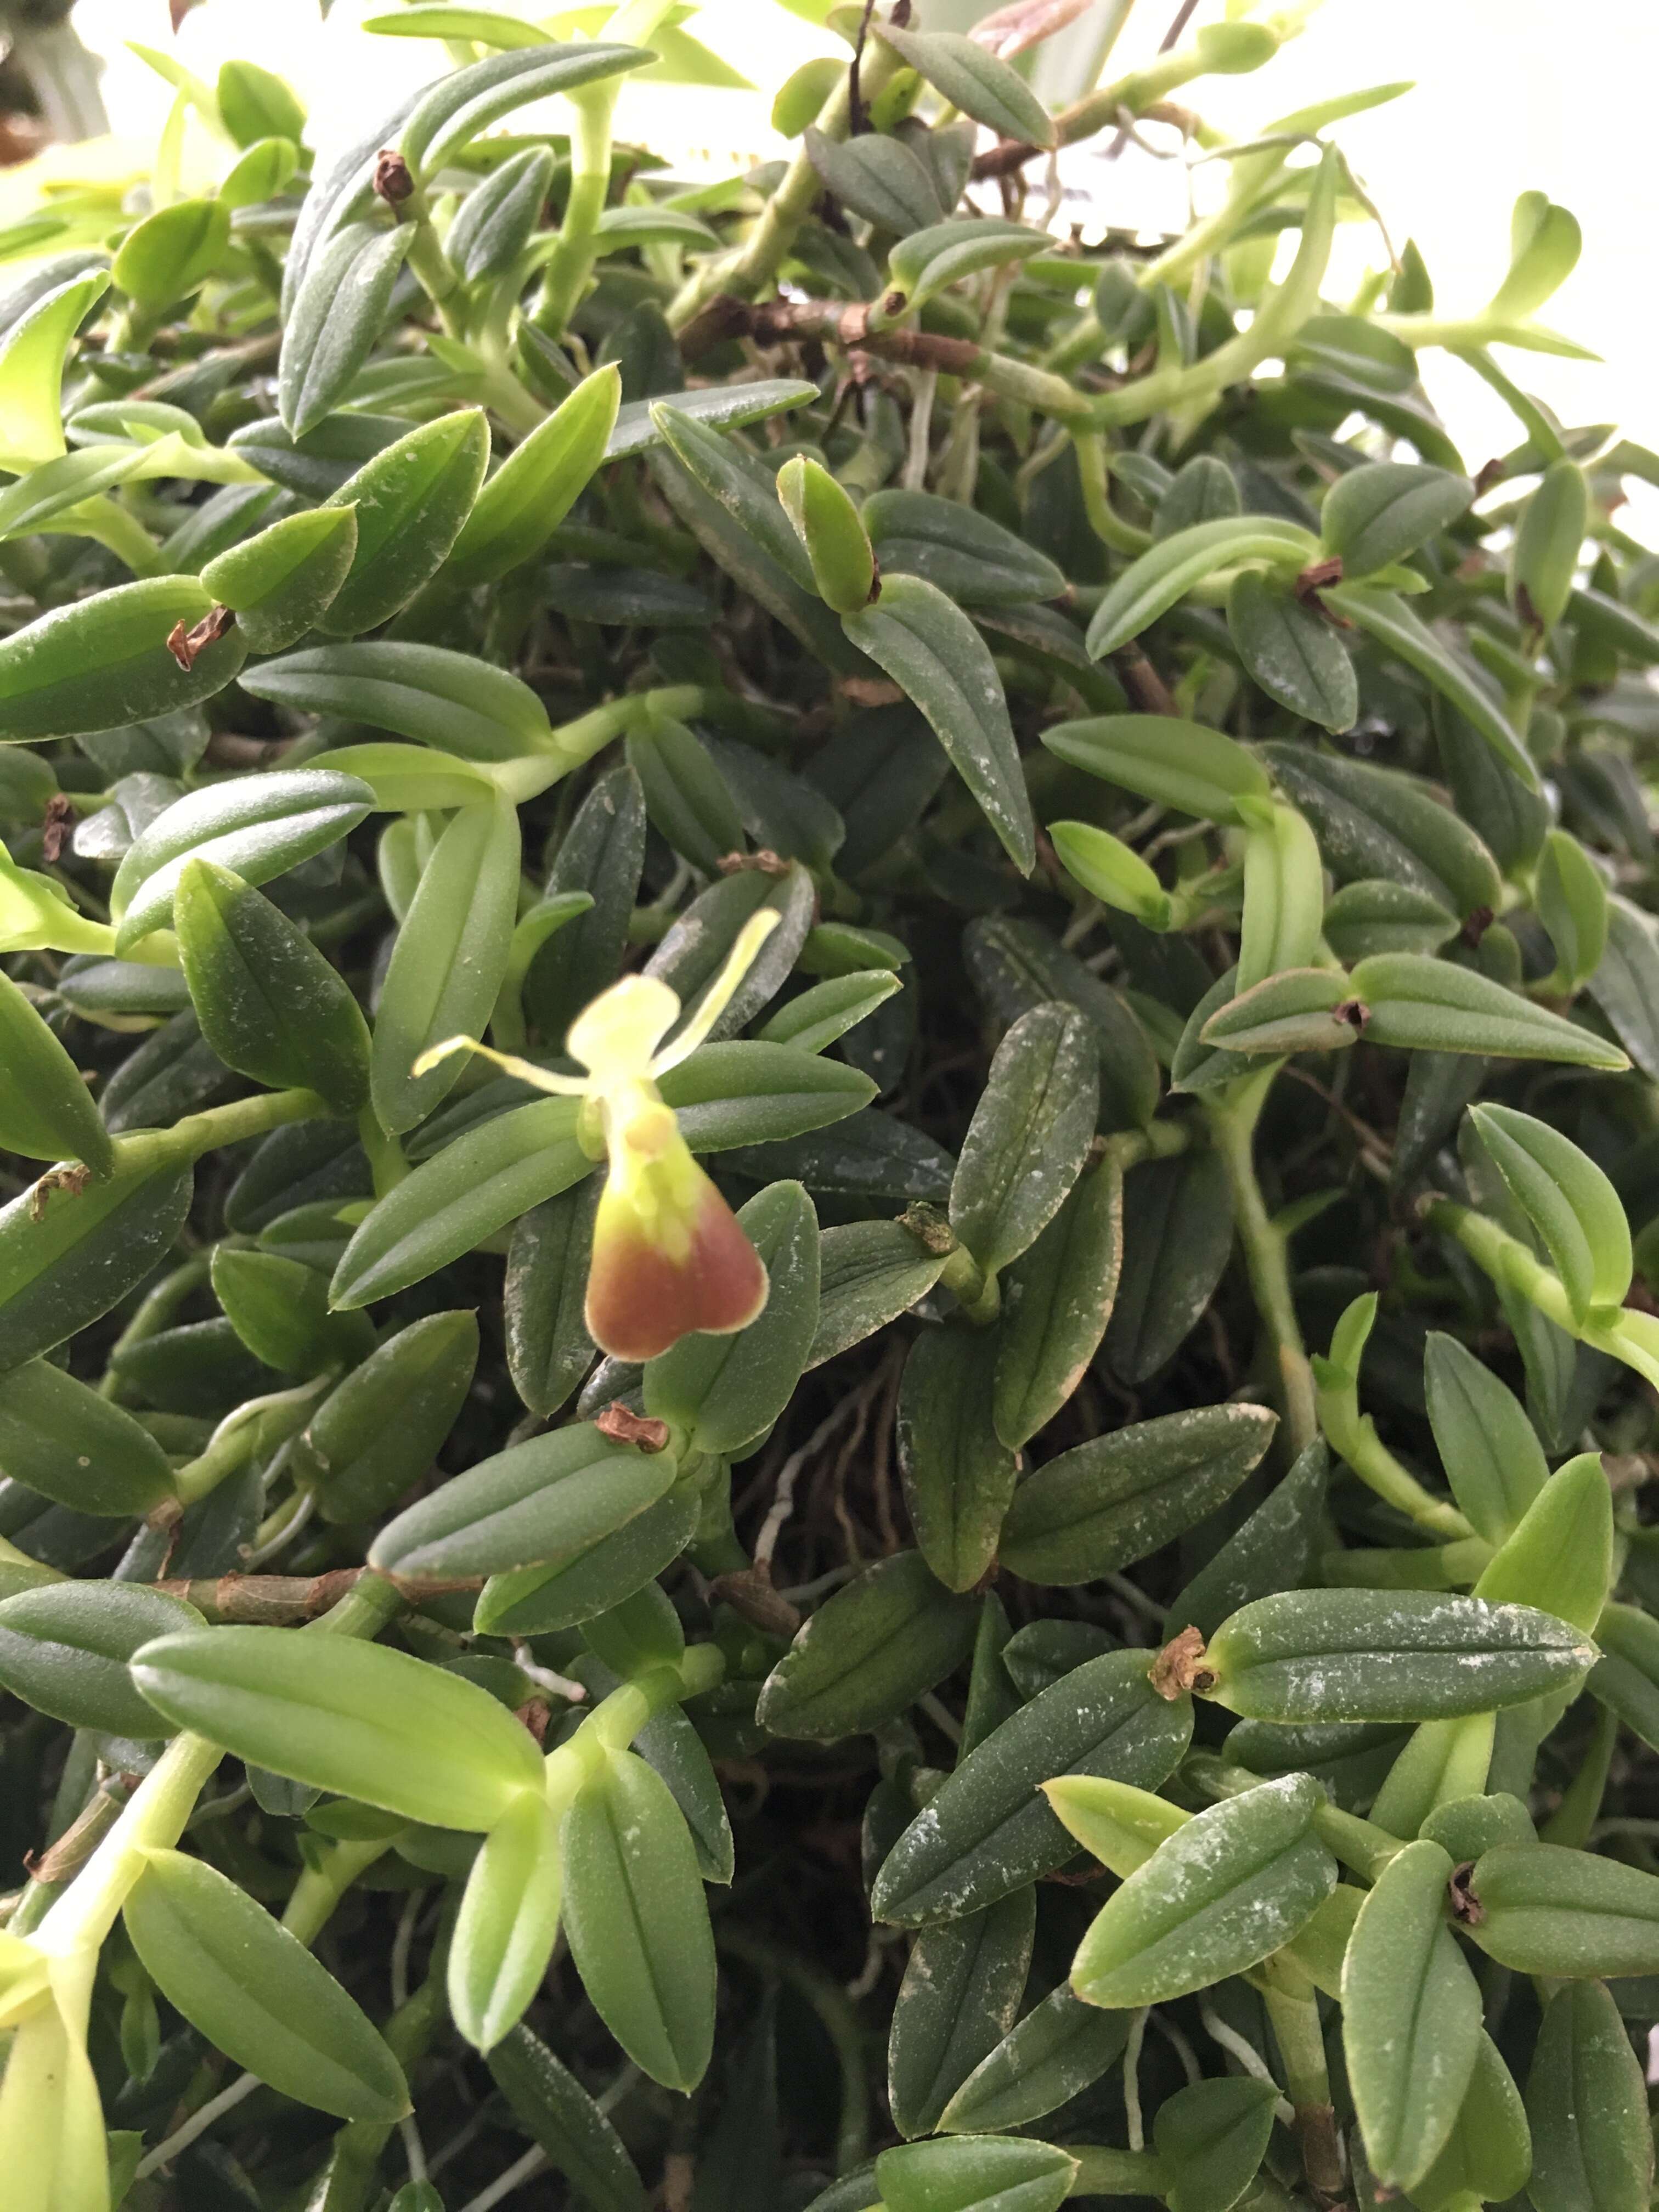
[4,2,1659,2208]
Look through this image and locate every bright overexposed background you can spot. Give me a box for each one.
[36,0,1659,470]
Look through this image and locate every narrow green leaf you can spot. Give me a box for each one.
[1065,1774,1335,2007]
[1318,460,1474,575]
[199,505,358,654]
[370,1420,675,1579]
[1464,1843,1659,1978]
[1347,952,1629,1069]
[1043,713,1269,825]
[450,1789,563,2052]
[873,25,1054,145]
[1202,1589,1599,1723]
[125,1848,409,2119]
[0,1582,199,1736]
[843,573,1036,872]
[898,1325,1019,1593]
[889,1887,1036,2139]
[1323,583,1540,790]
[0,969,112,1174]
[1342,1837,1483,2188]
[317,408,490,635]
[175,859,371,1115]
[370,794,521,1133]
[870,1649,1193,1927]
[1226,569,1357,731]
[279,219,414,439]
[1086,518,1317,657]
[131,1625,546,1828]
[1000,1403,1277,1587]
[111,768,374,952]
[561,1748,715,2092]
[758,1550,978,1742]
[488,2025,648,2212]
[448,364,621,584]
[1527,1981,1653,2212]
[1423,1330,1548,1544]
[950,1002,1097,1273]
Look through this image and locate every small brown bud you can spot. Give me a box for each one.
[40,790,76,865]
[1150,1624,1214,1701]
[374,148,415,206]
[595,1402,672,1453]
[716,848,790,877]
[1295,555,1345,602]
[1333,997,1370,1032]
[1448,1860,1485,1925]
[1459,904,1494,949]
[900,1201,956,1256]
[515,1699,551,1746]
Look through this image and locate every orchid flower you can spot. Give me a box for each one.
[415,909,780,1362]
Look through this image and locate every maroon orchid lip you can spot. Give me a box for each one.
[585,1164,769,1362]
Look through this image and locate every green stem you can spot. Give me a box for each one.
[99,1256,211,1401]
[1374,312,1520,351]
[311,1971,448,2212]
[1423,1196,1659,1399]
[1205,1071,1318,1455]
[313,1567,407,1642]
[493,682,723,802]
[283,1836,393,1948]
[1421,1198,1578,1330]
[1261,1983,1345,2205]
[1542,1698,1617,1846]
[1313,1370,1475,1541]
[126,1086,325,1172]
[534,86,614,336]
[938,1242,1000,1325]
[32,1731,224,1960]
[1310,1799,1406,1884]
[667,43,904,330]
[357,1104,407,1198]
[1068,2147,1169,2197]
[403,212,465,340]
[172,1375,329,1508]
[1071,428,1152,557]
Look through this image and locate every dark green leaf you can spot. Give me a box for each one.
[1000,1403,1277,1587]
[899,1325,1018,1592]
[758,1550,978,1742]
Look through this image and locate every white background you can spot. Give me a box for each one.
[47,0,1659,469]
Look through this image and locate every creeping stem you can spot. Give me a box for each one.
[667,42,904,331]
[1204,1068,1318,1456]
[534,0,680,336]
